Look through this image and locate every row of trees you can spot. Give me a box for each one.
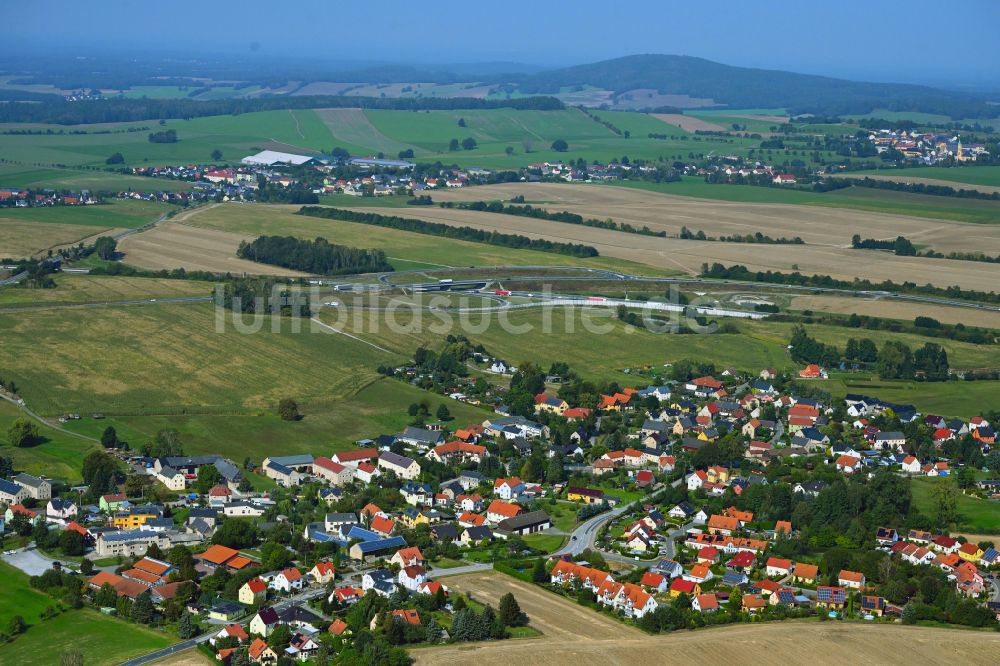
[298,207,600,258]
[450,200,667,238]
[790,326,950,380]
[236,235,393,275]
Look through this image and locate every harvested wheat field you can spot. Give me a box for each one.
[118,222,310,276]
[787,294,1000,329]
[147,650,213,666]
[416,573,1000,666]
[359,203,1000,292]
[651,113,725,132]
[431,182,1000,256]
[0,217,120,259]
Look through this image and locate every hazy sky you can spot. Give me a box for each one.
[5,1,999,88]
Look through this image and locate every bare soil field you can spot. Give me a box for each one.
[361,201,1000,292]
[651,113,725,132]
[118,221,310,276]
[0,217,119,258]
[417,573,1000,666]
[840,172,1000,196]
[148,651,213,666]
[787,294,1000,329]
[432,182,1000,256]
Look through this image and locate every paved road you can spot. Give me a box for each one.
[431,562,495,578]
[119,584,328,666]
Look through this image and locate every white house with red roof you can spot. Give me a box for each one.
[269,567,305,593]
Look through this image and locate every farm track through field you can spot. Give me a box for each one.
[416,573,1000,666]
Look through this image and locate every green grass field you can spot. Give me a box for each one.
[0,561,176,666]
[0,164,194,192]
[522,533,565,553]
[819,375,1000,418]
[0,200,176,229]
[0,107,845,174]
[62,378,492,464]
[0,275,212,308]
[0,110,334,168]
[0,401,100,482]
[911,477,1000,534]
[856,165,1000,189]
[0,302,397,415]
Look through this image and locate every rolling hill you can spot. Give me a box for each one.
[509,54,994,118]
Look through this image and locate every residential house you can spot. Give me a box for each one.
[497,510,552,535]
[269,568,305,594]
[239,578,268,606]
[0,479,27,505]
[838,570,866,589]
[486,500,522,525]
[249,607,281,637]
[312,457,354,486]
[377,452,421,480]
[12,473,51,500]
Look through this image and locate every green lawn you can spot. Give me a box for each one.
[522,533,566,553]
[541,501,579,532]
[911,477,1000,534]
[0,561,176,666]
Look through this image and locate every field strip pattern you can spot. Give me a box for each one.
[415,573,1000,666]
[356,203,1000,292]
[316,108,426,156]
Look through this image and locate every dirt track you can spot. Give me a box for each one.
[417,573,1000,666]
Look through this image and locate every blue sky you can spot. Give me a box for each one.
[5,1,999,87]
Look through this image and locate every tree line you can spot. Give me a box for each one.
[789,325,950,380]
[681,226,804,244]
[297,206,599,257]
[447,200,667,238]
[832,176,1000,201]
[237,235,393,275]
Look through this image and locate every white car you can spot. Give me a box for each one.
[3,549,16,555]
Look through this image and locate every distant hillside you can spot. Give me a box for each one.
[510,54,993,118]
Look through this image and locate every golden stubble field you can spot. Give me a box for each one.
[118,222,310,276]
[360,198,1000,292]
[431,182,1000,255]
[787,294,1000,329]
[0,217,123,259]
[417,573,1000,666]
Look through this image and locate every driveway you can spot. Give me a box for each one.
[2,547,60,576]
